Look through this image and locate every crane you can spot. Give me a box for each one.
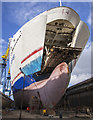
[0,41,11,96]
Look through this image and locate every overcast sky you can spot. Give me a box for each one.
[0,1,92,94]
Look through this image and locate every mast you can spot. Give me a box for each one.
[59,0,62,6]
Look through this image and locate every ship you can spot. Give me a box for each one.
[9,6,90,109]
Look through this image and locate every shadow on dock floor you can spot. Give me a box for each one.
[1,109,93,120]
[1,117,93,120]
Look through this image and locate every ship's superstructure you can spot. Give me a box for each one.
[9,6,90,108]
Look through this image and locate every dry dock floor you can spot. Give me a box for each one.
[1,109,93,120]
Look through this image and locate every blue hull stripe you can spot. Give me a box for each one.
[21,56,42,76]
[12,75,35,92]
[12,56,42,92]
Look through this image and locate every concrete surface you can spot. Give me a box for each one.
[1,109,93,120]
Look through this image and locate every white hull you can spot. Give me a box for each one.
[9,6,90,108]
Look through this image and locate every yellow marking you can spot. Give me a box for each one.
[8,68,10,74]
[2,43,9,60]
[32,96,35,99]
[43,109,46,114]
[50,48,53,52]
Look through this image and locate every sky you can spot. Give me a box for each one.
[0,1,92,95]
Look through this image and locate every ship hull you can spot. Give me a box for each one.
[9,6,90,109]
[13,62,69,109]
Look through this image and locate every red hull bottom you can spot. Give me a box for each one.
[14,62,70,109]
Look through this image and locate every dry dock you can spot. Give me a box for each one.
[1,77,93,119]
[56,77,93,113]
[0,91,14,109]
[2,109,93,120]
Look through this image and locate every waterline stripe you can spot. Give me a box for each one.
[21,47,43,64]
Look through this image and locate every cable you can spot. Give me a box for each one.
[28,75,44,109]
[19,68,26,120]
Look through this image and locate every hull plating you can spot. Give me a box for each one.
[13,62,69,108]
[9,6,90,109]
